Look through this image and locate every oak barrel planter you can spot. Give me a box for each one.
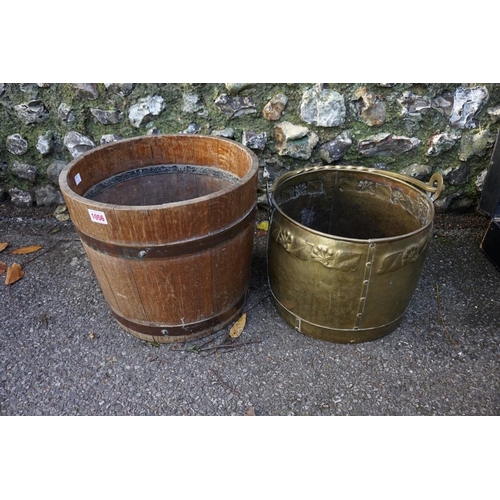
[59,134,259,343]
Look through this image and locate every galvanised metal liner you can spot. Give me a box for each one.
[267,166,443,343]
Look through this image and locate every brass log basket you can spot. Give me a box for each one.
[267,165,443,344]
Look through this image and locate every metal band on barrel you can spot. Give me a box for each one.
[111,293,246,338]
[77,206,255,259]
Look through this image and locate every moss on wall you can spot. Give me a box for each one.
[1,82,499,211]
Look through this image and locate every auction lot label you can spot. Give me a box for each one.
[88,209,108,224]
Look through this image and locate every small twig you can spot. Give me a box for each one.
[18,237,79,268]
[199,340,262,355]
[210,368,242,397]
[435,283,459,347]
[243,293,271,313]
[21,241,61,267]
[193,330,227,350]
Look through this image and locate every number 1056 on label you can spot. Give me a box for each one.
[88,209,108,224]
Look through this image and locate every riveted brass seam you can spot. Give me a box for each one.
[355,241,376,329]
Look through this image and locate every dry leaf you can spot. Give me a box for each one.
[54,204,67,214]
[0,242,8,253]
[0,262,6,275]
[55,212,70,221]
[54,205,70,221]
[10,245,42,255]
[5,263,24,285]
[256,221,269,232]
[244,406,256,416]
[229,313,247,339]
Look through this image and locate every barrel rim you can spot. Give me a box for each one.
[58,134,259,212]
[270,165,436,245]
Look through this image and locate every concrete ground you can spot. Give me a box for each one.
[0,202,499,416]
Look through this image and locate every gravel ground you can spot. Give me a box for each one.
[0,203,499,416]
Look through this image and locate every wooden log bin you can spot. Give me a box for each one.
[59,135,259,343]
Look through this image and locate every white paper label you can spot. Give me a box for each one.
[88,209,108,224]
[74,173,82,185]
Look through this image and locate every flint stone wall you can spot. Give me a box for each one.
[1,83,499,213]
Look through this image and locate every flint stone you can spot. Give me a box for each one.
[0,84,5,96]
[451,196,474,212]
[225,83,253,95]
[64,131,95,158]
[146,127,161,136]
[434,193,458,213]
[14,100,49,124]
[100,134,123,145]
[263,158,286,180]
[487,105,500,123]
[475,169,488,191]
[6,134,28,155]
[73,83,99,99]
[442,164,470,186]
[211,128,235,139]
[398,91,432,119]
[449,86,489,129]
[300,85,346,127]
[129,95,165,128]
[35,185,64,206]
[214,94,257,119]
[37,133,54,156]
[90,108,122,125]
[426,130,461,156]
[47,160,67,185]
[182,93,207,116]
[104,83,135,96]
[275,121,309,141]
[351,87,386,126]
[459,129,495,161]
[58,103,75,124]
[12,161,37,182]
[19,84,37,94]
[181,123,201,134]
[318,131,352,162]
[435,192,473,213]
[357,133,421,157]
[242,131,267,151]
[400,163,432,180]
[9,188,33,208]
[275,121,318,159]
[263,93,288,121]
[432,92,454,117]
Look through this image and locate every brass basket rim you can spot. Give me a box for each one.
[269,165,436,245]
